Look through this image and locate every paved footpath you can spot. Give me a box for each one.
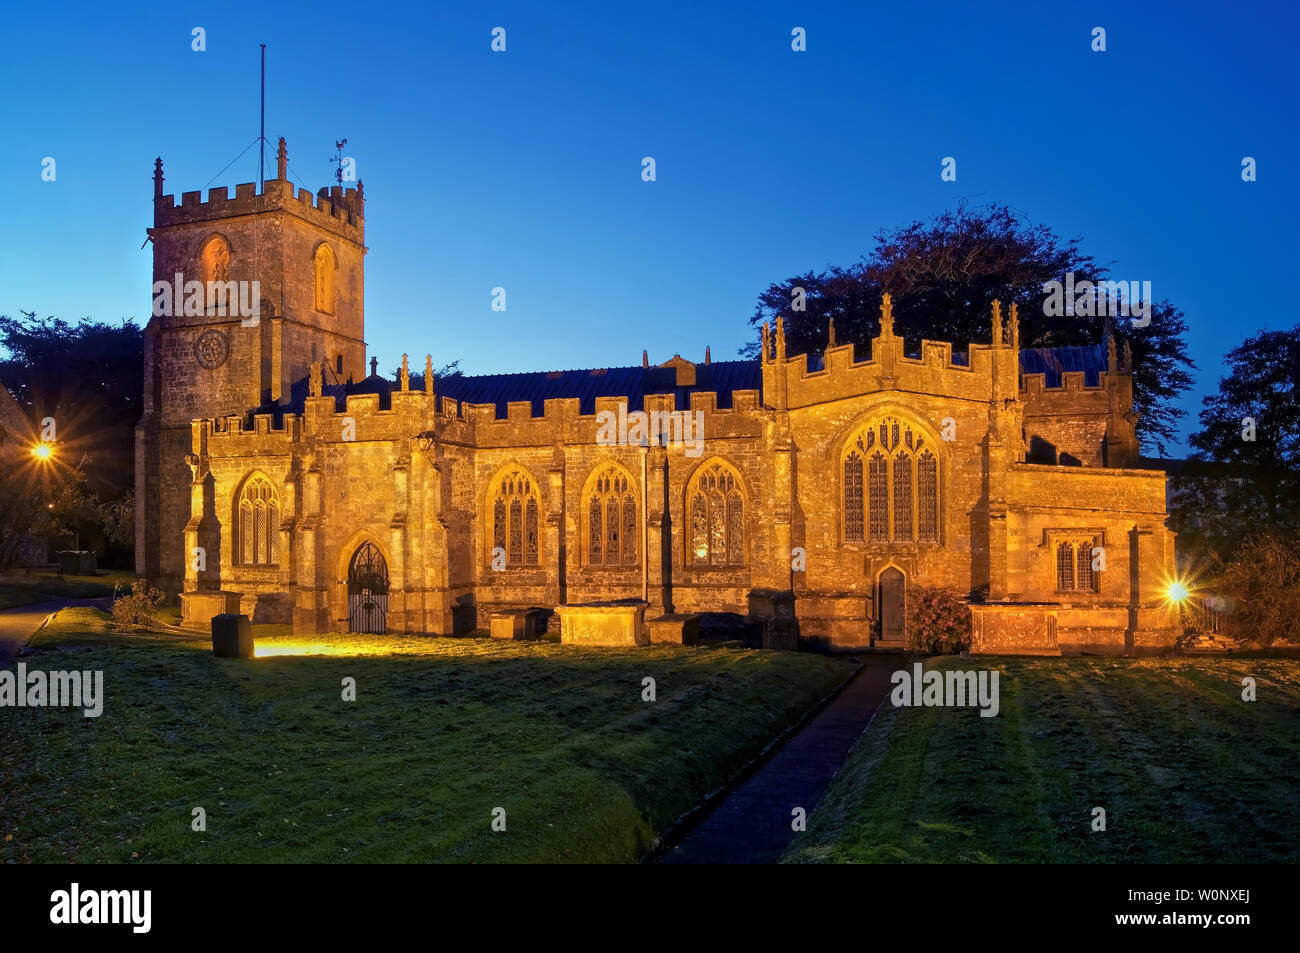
[0,598,111,665]
[657,653,901,864]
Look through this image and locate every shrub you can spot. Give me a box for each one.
[1216,532,1300,646]
[905,586,972,654]
[111,578,164,631]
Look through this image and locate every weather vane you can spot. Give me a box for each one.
[331,139,348,185]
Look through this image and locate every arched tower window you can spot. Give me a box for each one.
[843,415,939,544]
[236,474,279,566]
[489,468,540,568]
[314,244,336,314]
[585,464,637,568]
[687,460,745,567]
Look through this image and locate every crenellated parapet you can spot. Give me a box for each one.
[762,296,1009,411]
[152,141,364,245]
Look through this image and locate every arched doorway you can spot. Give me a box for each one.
[347,542,389,634]
[878,567,905,644]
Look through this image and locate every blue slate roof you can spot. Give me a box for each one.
[1018,344,1108,387]
[434,359,762,417]
[253,345,1107,420]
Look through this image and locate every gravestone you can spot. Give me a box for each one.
[212,613,254,659]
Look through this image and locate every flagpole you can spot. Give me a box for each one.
[259,44,266,190]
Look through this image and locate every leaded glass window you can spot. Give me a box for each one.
[843,417,940,545]
[491,469,540,568]
[587,465,637,567]
[236,475,279,566]
[687,461,745,567]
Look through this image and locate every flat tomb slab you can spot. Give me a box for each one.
[648,613,701,646]
[489,608,546,641]
[556,601,649,647]
[182,591,241,629]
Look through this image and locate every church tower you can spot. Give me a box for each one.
[136,139,367,592]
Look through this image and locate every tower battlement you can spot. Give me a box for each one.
[150,139,365,245]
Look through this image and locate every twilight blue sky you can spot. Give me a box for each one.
[2,0,1296,455]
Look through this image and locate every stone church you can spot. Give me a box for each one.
[136,140,1180,655]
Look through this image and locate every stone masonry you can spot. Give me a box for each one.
[138,142,1181,654]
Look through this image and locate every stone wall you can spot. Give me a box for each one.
[154,166,1175,656]
[140,159,366,598]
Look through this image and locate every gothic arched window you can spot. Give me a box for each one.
[843,416,939,544]
[236,474,279,566]
[490,469,540,568]
[314,244,336,314]
[687,460,745,567]
[1056,537,1100,592]
[586,464,637,568]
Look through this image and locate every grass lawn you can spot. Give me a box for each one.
[0,570,135,609]
[783,655,1300,863]
[1,608,851,863]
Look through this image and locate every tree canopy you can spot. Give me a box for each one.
[743,202,1195,455]
[1171,324,1300,562]
[0,312,143,567]
[0,312,143,504]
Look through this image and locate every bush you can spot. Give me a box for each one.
[905,586,972,654]
[1217,532,1300,646]
[111,578,164,631]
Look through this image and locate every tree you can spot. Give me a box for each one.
[1216,531,1300,645]
[0,441,50,568]
[0,312,143,505]
[743,202,1195,455]
[0,312,143,567]
[1173,324,1300,561]
[0,412,93,568]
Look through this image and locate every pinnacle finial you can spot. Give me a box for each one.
[992,300,1003,345]
[400,353,410,391]
[276,138,288,180]
[880,293,895,338]
[425,354,434,394]
[370,356,379,378]
[153,157,164,198]
[828,317,836,349]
